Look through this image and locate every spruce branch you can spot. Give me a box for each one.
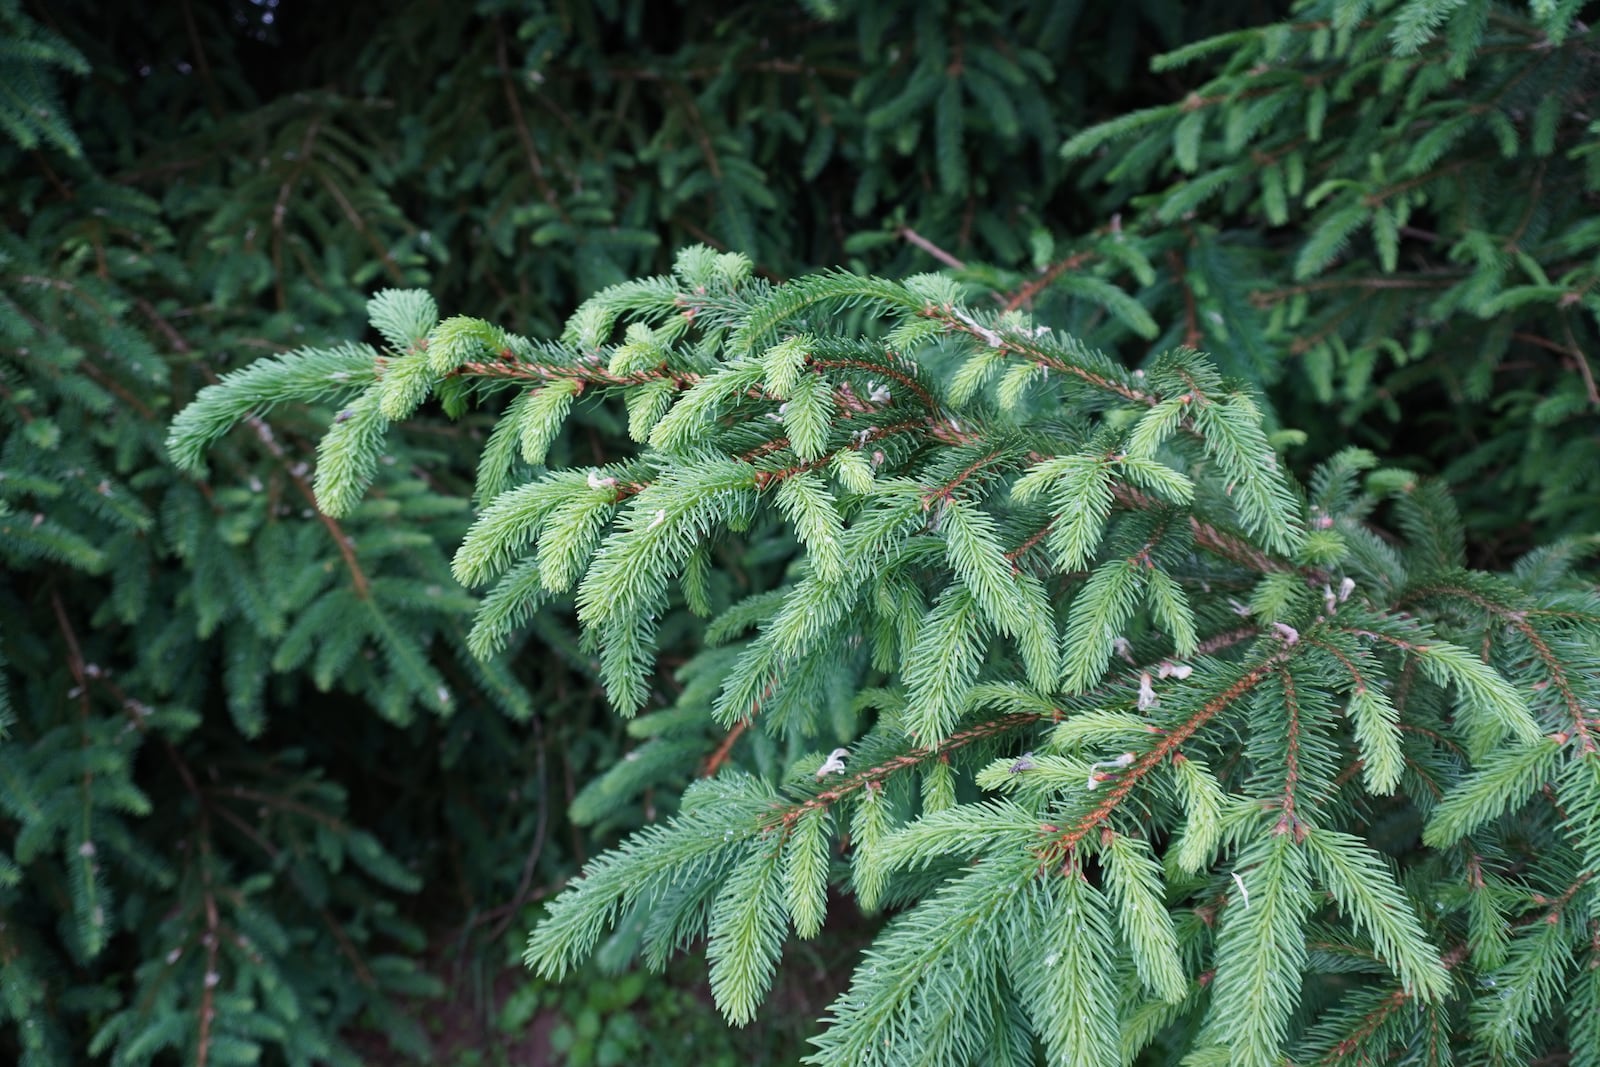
[771,712,1043,833]
[1052,654,1286,855]
[920,304,1154,404]
[1275,667,1309,839]
[247,416,372,600]
[165,238,1600,1061]
[1113,482,1294,575]
[1402,578,1600,751]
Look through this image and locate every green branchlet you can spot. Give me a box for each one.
[168,245,1600,1064]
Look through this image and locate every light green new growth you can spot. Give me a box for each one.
[167,244,1600,1063]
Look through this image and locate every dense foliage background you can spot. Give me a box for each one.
[3,0,1598,1063]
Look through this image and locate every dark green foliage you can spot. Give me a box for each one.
[0,0,1271,1061]
[2,5,524,1064]
[10,0,1600,1063]
[0,0,86,156]
[0,83,518,1067]
[181,249,1600,1063]
[1038,0,1600,547]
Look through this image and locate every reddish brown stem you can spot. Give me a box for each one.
[702,721,749,777]
[773,712,1042,831]
[1054,659,1280,853]
[1275,669,1306,840]
[1003,250,1098,313]
[922,449,1004,507]
[898,227,966,271]
[1397,586,1597,751]
[1167,248,1203,349]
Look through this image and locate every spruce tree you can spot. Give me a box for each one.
[0,4,536,1061]
[11,0,1600,1061]
[10,0,1225,1058]
[172,246,1600,1064]
[1022,0,1600,544]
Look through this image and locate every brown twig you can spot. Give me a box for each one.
[270,117,323,311]
[1112,482,1292,574]
[484,716,550,943]
[702,720,750,777]
[152,301,374,599]
[898,227,967,271]
[495,22,562,211]
[313,171,406,286]
[926,305,1155,405]
[456,357,698,390]
[1168,248,1203,348]
[1275,669,1306,840]
[1004,250,1097,313]
[195,848,220,1067]
[1053,658,1282,853]
[1393,585,1598,751]
[1196,626,1260,656]
[773,712,1043,831]
[1315,987,1411,1064]
[51,588,222,1065]
[1004,521,1054,565]
[30,151,74,202]
[812,355,942,414]
[246,418,372,599]
[922,449,1005,508]
[1560,314,1600,407]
